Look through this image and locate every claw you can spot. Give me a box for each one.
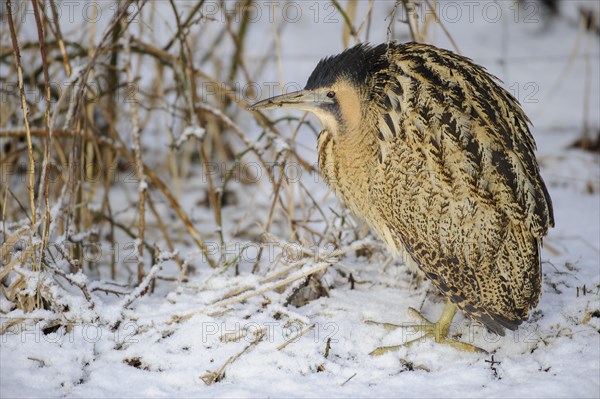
[367,301,488,355]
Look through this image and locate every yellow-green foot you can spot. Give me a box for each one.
[366,301,488,355]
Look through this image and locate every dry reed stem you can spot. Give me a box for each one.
[216,262,330,308]
[126,36,310,169]
[225,0,254,86]
[167,261,327,325]
[1,1,396,339]
[31,0,53,269]
[276,324,315,350]
[386,1,401,42]
[2,244,35,278]
[333,0,358,47]
[341,372,358,386]
[0,128,216,267]
[532,11,585,120]
[581,17,594,140]
[124,28,147,284]
[423,0,462,55]
[6,0,36,227]
[356,0,376,39]
[403,0,422,43]
[263,234,382,262]
[220,326,268,343]
[0,226,30,263]
[0,318,27,335]
[252,161,288,273]
[142,166,216,267]
[48,0,72,77]
[200,329,266,385]
[170,1,241,256]
[114,252,177,327]
[66,0,143,128]
[45,248,95,309]
[146,194,181,267]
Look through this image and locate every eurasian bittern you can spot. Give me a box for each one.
[250,42,554,353]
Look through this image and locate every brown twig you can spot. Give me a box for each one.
[215,262,330,308]
[31,0,53,269]
[200,329,266,385]
[276,324,315,350]
[143,165,217,267]
[48,0,72,77]
[6,0,36,227]
[124,27,147,284]
[117,252,176,316]
[332,0,359,47]
[50,246,95,308]
[424,0,461,54]
[252,160,287,274]
[1,128,216,267]
[146,194,180,266]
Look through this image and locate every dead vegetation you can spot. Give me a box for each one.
[0,0,400,335]
[1,0,598,385]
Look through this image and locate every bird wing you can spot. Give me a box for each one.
[375,43,554,237]
[369,43,554,332]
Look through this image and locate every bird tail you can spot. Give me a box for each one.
[461,224,542,336]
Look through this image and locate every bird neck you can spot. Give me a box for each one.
[317,125,380,213]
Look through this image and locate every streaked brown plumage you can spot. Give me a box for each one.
[251,42,554,346]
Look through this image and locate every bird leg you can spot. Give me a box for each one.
[367,301,488,355]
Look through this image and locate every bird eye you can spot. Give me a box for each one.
[326,91,336,99]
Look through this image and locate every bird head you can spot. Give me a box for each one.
[250,43,391,138]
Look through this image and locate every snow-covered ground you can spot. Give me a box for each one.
[1,1,599,397]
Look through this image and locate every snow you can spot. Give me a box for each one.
[1,1,599,398]
[174,125,207,149]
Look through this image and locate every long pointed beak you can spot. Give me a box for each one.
[248,90,332,112]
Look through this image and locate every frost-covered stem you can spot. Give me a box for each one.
[200,330,265,385]
[146,195,177,258]
[6,0,36,227]
[119,262,161,310]
[252,160,287,274]
[198,143,223,253]
[168,0,197,124]
[142,155,216,268]
[263,233,384,262]
[276,324,315,350]
[51,246,95,309]
[169,1,223,267]
[124,29,147,284]
[172,0,224,254]
[216,262,330,308]
[198,102,278,182]
[31,0,53,267]
[66,0,143,129]
[118,252,175,313]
